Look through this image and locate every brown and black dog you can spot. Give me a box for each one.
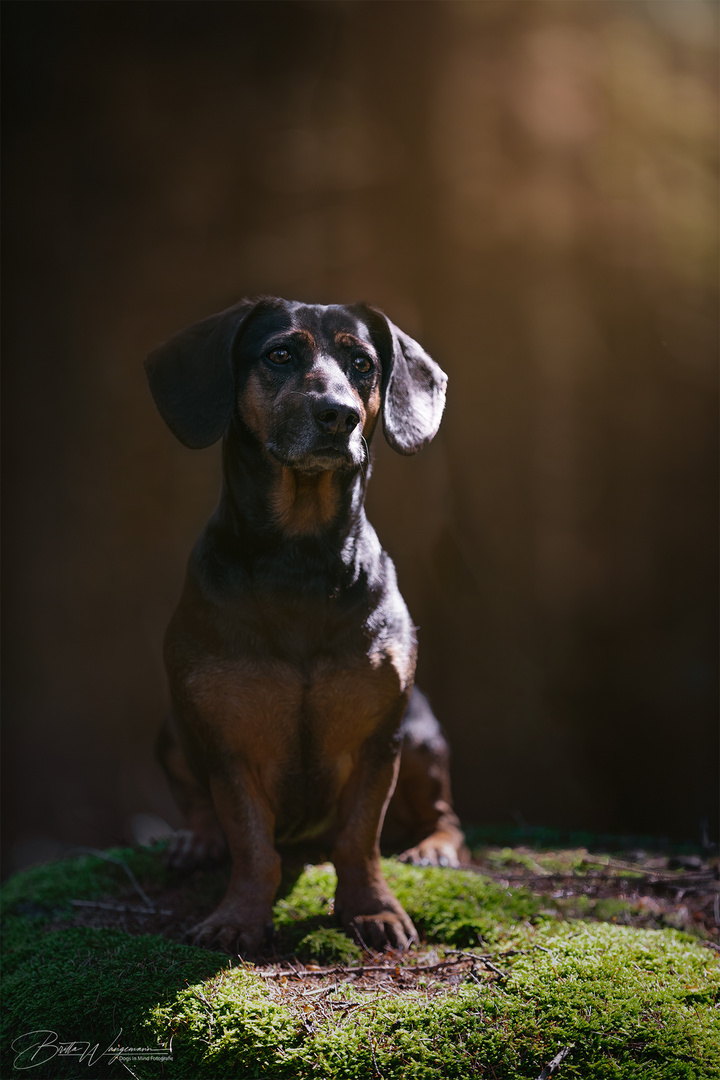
[145,297,466,954]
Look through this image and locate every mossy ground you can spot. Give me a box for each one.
[1,844,718,1079]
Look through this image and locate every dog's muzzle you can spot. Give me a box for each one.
[268,393,365,474]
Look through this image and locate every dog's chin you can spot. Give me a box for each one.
[268,442,363,476]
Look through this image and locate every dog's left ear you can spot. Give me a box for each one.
[358,306,448,455]
[145,299,258,449]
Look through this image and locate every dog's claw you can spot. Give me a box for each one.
[187,910,272,956]
[349,911,418,952]
[338,886,418,953]
[398,838,461,869]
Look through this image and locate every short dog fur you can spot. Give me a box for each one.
[146,297,466,953]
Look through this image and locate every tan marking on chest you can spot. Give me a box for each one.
[177,654,407,835]
[180,654,405,761]
[184,657,303,757]
[270,468,340,536]
[304,657,407,756]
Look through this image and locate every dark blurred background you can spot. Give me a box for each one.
[3,0,718,873]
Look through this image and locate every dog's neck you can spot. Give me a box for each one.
[268,468,345,537]
[217,422,371,551]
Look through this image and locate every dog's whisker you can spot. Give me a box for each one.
[359,436,370,483]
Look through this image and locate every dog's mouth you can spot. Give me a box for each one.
[267,436,364,475]
[312,440,359,461]
[288,447,357,475]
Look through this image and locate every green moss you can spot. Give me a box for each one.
[274,862,338,927]
[483,844,563,874]
[0,846,165,917]
[272,860,542,952]
[551,893,641,923]
[386,860,542,945]
[2,928,228,1079]
[143,923,720,1079]
[2,848,719,1079]
[294,928,362,965]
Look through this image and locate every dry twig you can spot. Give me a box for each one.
[70,899,172,916]
[537,1044,574,1079]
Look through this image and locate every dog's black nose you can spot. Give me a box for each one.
[315,402,360,436]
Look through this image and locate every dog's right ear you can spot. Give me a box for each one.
[355,305,448,455]
[144,299,258,449]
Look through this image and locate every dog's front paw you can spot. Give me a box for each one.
[167,827,227,870]
[398,833,463,868]
[187,907,272,955]
[347,909,418,952]
[336,886,418,952]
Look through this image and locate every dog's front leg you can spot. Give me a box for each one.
[189,766,281,955]
[332,742,418,952]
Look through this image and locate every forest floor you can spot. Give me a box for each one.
[3,833,718,1079]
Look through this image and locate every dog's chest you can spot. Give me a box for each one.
[183,646,406,753]
[168,554,416,835]
[183,649,407,836]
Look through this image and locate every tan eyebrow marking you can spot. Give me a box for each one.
[290,329,315,346]
[335,331,367,349]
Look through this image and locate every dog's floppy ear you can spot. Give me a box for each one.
[360,306,448,455]
[144,299,258,449]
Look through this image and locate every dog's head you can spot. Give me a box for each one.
[145,298,447,472]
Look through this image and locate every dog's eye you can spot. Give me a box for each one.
[268,348,292,365]
[353,355,373,374]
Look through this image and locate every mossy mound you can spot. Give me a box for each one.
[147,925,719,1080]
[1,846,718,1079]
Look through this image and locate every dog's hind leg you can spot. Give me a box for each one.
[384,688,468,867]
[156,714,228,869]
